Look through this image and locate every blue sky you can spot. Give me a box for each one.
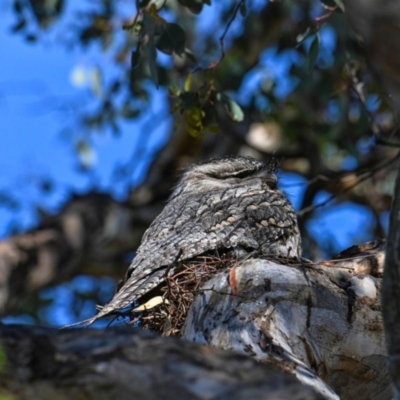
[0,3,172,236]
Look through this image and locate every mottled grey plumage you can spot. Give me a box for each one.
[85,156,301,326]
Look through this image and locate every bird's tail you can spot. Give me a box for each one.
[61,315,100,329]
[63,268,168,328]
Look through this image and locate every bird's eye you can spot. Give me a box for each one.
[231,170,254,179]
[207,169,254,180]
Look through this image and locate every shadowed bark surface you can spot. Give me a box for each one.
[382,171,400,399]
[0,324,324,400]
[344,1,400,399]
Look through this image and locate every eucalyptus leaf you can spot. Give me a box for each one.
[180,91,199,109]
[216,93,244,122]
[141,12,155,38]
[156,23,186,56]
[134,12,159,87]
[120,104,141,119]
[184,73,193,92]
[332,0,345,11]
[177,0,205,14]
[145,40,159,87]
[131,50,141,73]
[308,34,320,70]
[184,48,197,64]
[296,27,310,44]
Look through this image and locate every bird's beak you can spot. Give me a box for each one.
[257,170,277,187]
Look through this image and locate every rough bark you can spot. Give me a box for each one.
[183,242,388,400]
[345,2,400,399]
[382,169,400,400]
[0,324,324,400]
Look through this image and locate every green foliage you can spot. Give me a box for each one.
[308,33,320,70]
[0,346,14,400]
[216,93,244,122]
[177,0,211,14]
[0,394,15,400]
[184,107,206,137]
[156,23,186,55]
[332,0,345,12]
[0,346,7,372]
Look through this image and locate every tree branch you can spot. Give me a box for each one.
[0,324,324,400]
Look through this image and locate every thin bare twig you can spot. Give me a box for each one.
[218,0,246,63]
[346,56,400,147]
[298,150,400,216]
[193,0,246,72]
[314,5,338,24]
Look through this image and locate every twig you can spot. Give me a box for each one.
[298,150,400,216]
[346,56,400,147]
[347,61,381,137]
[218,0,246,63]
[193,0,246,72]
[314,5,338,24]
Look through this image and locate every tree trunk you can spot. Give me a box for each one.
[345,1,400,399]
[382,168,400,400]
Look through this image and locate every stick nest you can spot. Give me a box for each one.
[131,254,236,336]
